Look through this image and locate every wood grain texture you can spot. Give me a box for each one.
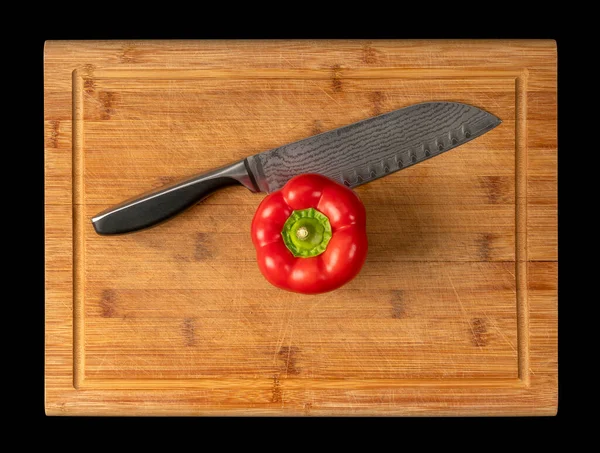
[44,40,557,416]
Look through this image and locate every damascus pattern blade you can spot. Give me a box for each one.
[246,102,501,193]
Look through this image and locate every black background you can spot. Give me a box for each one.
[21,6,575,437]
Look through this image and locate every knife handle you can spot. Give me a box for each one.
[91,159,259,235]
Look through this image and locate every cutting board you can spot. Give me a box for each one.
[44,40,557,415]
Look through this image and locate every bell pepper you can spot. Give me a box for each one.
[251,174,368,294]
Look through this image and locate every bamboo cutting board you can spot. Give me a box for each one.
[44,40,557,415]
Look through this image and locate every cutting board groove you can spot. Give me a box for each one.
[45,40,557,416]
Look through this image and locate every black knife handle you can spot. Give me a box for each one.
[91,159,259,235]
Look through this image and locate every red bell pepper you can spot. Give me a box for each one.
[251,174,368,294]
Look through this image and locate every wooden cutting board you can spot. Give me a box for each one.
[44,40,557,415]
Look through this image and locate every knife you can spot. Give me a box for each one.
[92,101,501,235]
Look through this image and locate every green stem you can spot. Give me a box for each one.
[281,208,332,258]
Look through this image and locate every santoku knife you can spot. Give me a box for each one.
[92,101,501,235]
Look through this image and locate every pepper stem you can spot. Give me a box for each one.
[296,226,309,240]
[281,208,332,258]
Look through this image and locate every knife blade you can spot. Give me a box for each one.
[92,101,501,235]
